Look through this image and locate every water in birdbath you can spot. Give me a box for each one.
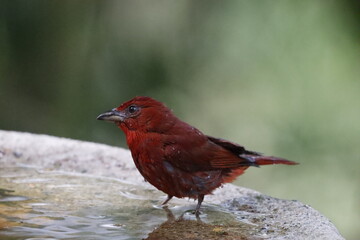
[0,166,256,240]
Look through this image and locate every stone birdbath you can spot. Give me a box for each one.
[0,130,344,239]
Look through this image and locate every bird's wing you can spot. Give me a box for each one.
[162,132,296,172]
[206,136,262,168]
[161,130,259,172]
[161,132,215,172]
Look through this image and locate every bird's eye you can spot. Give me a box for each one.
[128,105,138,114]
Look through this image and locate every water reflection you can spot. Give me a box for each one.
[145,206,254,240]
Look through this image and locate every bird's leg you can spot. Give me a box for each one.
[194,194,204,216]
[162,194,173,205]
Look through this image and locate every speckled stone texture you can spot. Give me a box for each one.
[0,130,344,240]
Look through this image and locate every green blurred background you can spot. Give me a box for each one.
[1,0,359,238]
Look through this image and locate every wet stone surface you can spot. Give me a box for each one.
[0,131,344,239]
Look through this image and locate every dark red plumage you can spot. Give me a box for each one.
[97,96,297,215]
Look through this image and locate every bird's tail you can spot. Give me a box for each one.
[252,156,298,166]
[222,155,297,184]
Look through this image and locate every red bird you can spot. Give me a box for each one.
[97,96,297,215]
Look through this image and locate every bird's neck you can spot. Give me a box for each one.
[124,129,143,150]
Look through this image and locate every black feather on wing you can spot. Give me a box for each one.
[207,136,262,156]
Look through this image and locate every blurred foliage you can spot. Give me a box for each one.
[0,0,359,238]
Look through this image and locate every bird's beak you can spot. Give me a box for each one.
[97,108,126,122]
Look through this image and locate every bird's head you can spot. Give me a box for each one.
[97,96,176,134]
